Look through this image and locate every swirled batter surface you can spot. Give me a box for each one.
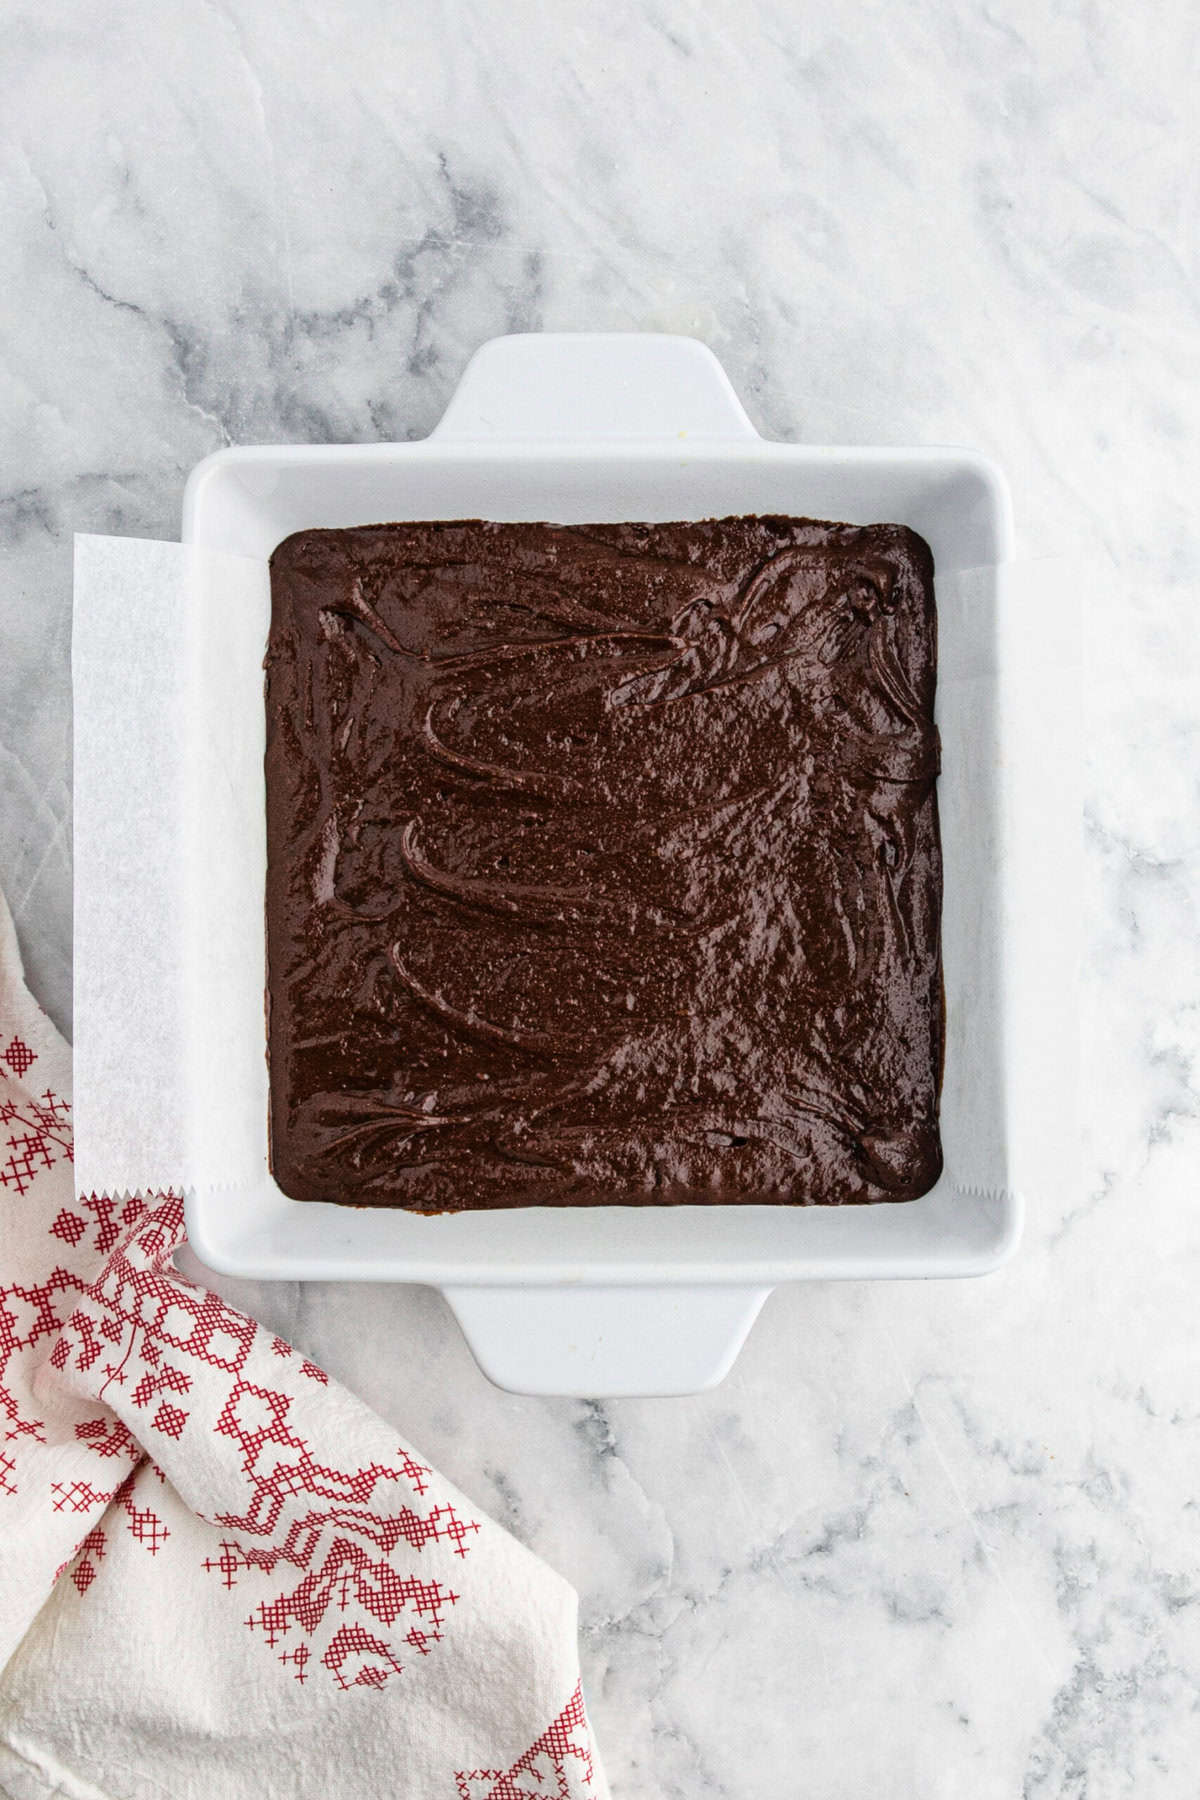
[265,517,943,1209]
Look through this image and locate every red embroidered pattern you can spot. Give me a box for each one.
[51,1479,119,1513]
[2,1036,36,1078]
[49,1207,87,1247]
[46,1194,482,1690]
[59,1471,171,1589]
[131,1358,192,1437]
[52,1202,253,1458]
[1,1087,71,1197]
[244,1535,458,1656]
[213,1379,470,1552]
[323,1622,405,1690]
[456,1681,597,1799]
[278,1643,311,1684]
[121,1484,170,1555]
[205,1376,478,1684]
[153,1401,188,1438]
[71,1525,107,1594]
[2,1265,86,1447]
[1,1070,77,1448]
[0,1067,118,1506]
[74,1416,141,1461]
[202,1540,261,1589]
[3,997,599,1775]
[81,1191,149,1257]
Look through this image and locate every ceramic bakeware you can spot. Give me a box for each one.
[180,333,1019,1398]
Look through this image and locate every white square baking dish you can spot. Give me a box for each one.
[181,333,1019,1397]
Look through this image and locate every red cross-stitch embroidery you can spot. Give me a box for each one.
[202,1540,261,1589]
[322,1622,404,1690]
[51,1479,119,1514]
[2,1037,35,1078]
[212,1380,476,1557]
[0,1075,88,1472]
[56,1206,256,1390]
[153,1402,188,1438]
[456,1680,597,1800]
[71,1525,107,1594]
[49,1208,86,1246]
[2,1266,86,1444]
[1,1131,54,1192]
[123,1489,169,1554]
[42,1191,482,1693]
[0,1089,71,1197]
[278,1643,311,1683]
[0,956,600,1752]
[243,1535,457,1656]
[131,1358,191,1419]
[195,1375,480,1686]
[74,1416,140,1462]
[56,1472,169,1594]
[77,1191,148,1257]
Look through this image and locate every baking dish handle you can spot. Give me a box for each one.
[440,1282,771,1398]
[432,332,759,443]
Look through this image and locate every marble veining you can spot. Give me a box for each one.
[3,0,1199,1792]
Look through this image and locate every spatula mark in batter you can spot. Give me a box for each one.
[609,549,901,707]
[398,819,624,927]
[388,945,571,1054]
[419,702,574,795]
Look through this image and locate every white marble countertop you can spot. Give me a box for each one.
[3,2,1198,1792]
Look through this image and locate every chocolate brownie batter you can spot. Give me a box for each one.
[264,517,943,1210]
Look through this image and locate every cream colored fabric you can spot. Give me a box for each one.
[0,884,605,1800]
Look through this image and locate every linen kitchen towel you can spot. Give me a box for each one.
[0,880,606,1800]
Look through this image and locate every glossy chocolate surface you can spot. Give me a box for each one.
[265,517,943,1209]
